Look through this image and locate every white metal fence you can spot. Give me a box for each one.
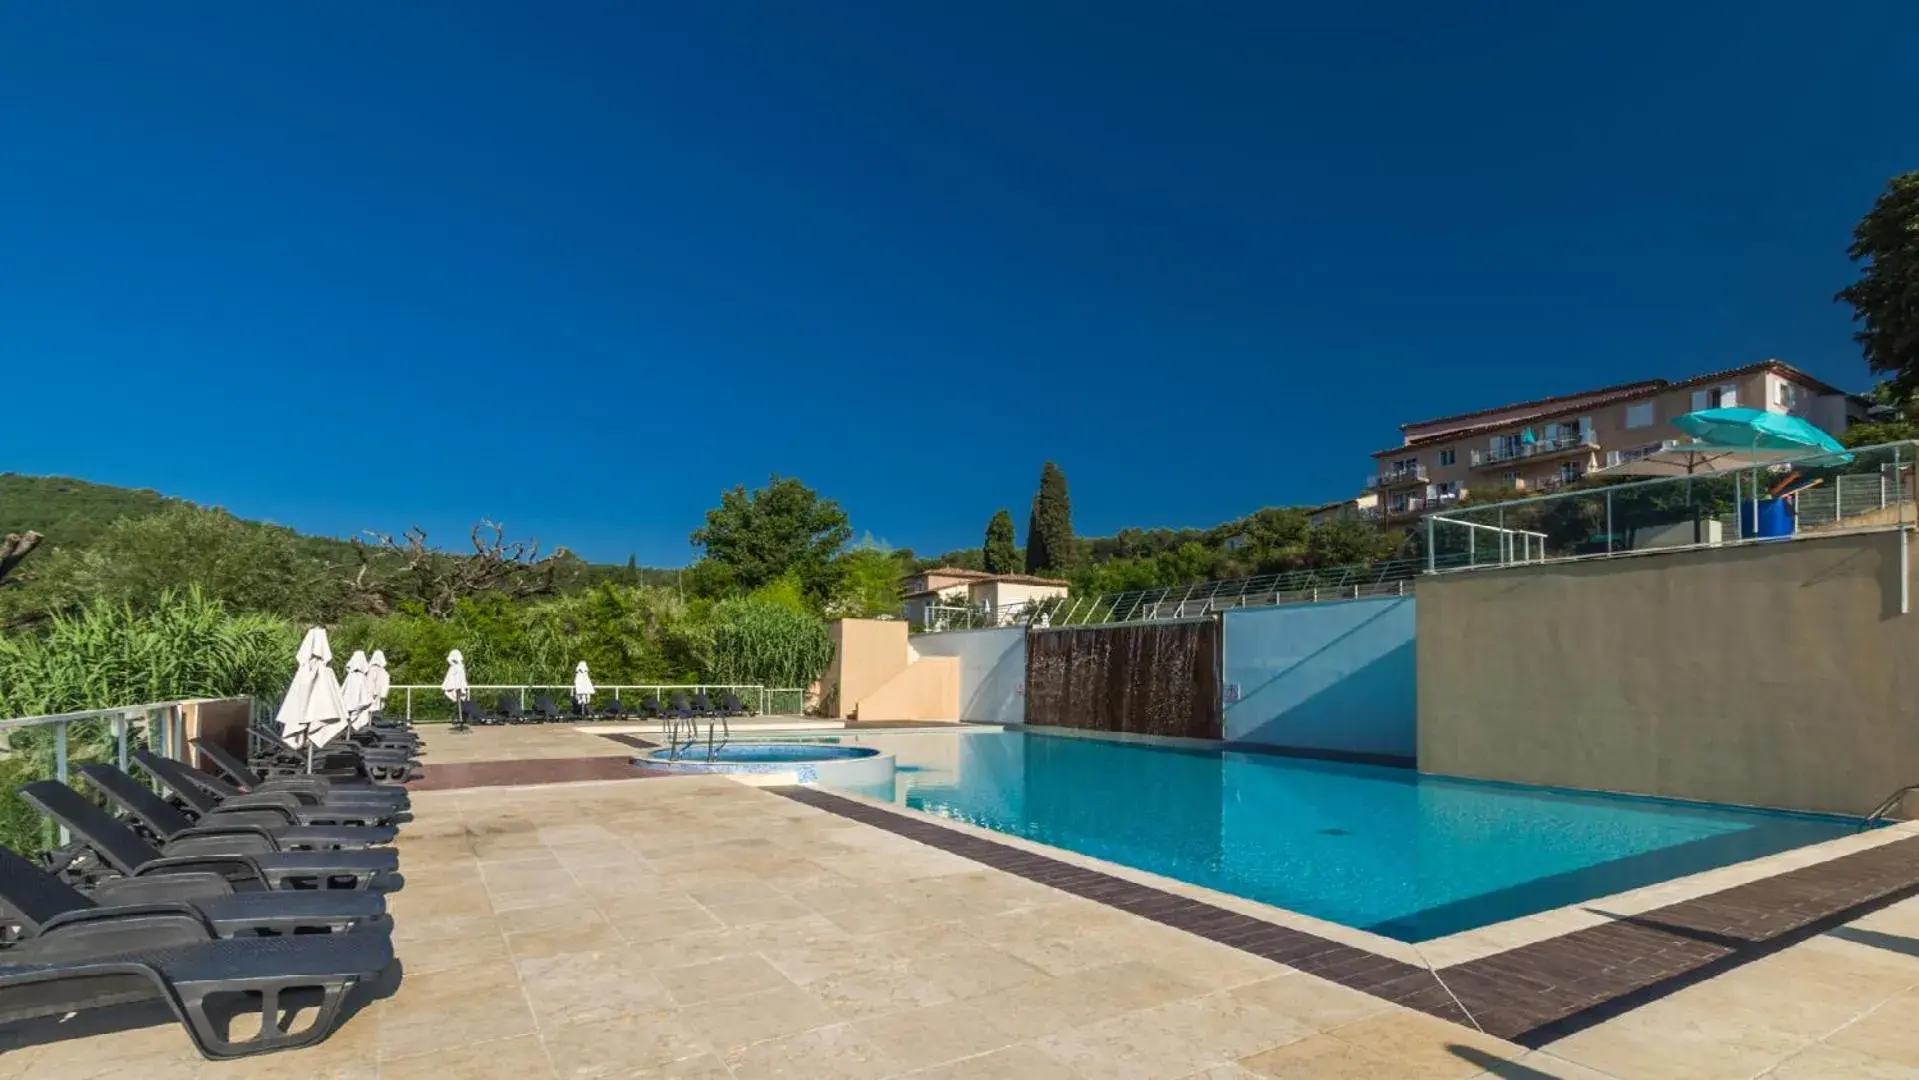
[388,684,808,721]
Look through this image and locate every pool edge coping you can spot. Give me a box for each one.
[768,782,1919,1047]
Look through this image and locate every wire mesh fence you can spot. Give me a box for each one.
[916,556,1431,634]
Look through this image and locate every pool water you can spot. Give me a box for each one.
[809,730,1856,942]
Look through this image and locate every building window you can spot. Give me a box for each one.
[1625,402,1655,429]
[1776,380,1798,408]
[1437,449,1455,467]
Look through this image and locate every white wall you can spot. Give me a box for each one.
[1222,597,1416,760]
[907,627,1027,724]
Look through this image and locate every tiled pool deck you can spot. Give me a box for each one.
[8,725,1919,1078]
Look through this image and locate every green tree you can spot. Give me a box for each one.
[982,510,1019,574]
[1025,461,1075,575]
[689,476,851,603]
[829,538,904,618]
[1305,519,1397,567]
[1838,171,1919,394]
[12,505,345,623]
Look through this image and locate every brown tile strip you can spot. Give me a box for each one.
[408,755,672,792]
[770,785,1919,1047]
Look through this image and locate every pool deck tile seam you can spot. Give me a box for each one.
[405,754,676,791]
[769,783,1919,1048]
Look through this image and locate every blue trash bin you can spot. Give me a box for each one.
[1738,497,1793,540]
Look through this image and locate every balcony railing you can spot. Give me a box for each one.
[1366,465,1429,489]
[1470,432,1598,468]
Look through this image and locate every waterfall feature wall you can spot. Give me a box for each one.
[1023,619,1221,739]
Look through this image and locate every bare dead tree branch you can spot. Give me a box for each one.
[0,530,43,588]
[344,521,568,617]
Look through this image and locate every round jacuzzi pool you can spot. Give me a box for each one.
[636,741,895,791]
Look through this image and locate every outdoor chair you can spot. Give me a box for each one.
[636,696,663,718]
[720,692,750,716]
[249,730,414,785]
[531,695,564,723]
[0,931,393,1059]
[149,752,406,827]
[599,698,627,720]
[495,694,527,724]
[0,845,389,946]
[689,692,718,717]
[192,739,409,803]
[135,751,408,828]
[667,692,695,719]
[18,781,395,892]
[81,764,395,853]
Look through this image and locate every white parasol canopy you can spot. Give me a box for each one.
[441,649,470,705]
[340,650,374,732]
[572,661,595,707]
[274,627,350,749]
[1588,440,1804,479]
[367,650,392,714]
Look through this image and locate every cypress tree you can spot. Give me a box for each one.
[1025,461,1075,574]
[982,509,1019,574]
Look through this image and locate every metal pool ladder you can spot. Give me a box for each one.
[1860,784,1919,831]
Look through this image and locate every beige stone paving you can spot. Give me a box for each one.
[10,765,1919,1079]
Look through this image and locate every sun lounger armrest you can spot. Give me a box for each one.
[38,901,216,938]
[88,871,234,906]
[133,853,268,887]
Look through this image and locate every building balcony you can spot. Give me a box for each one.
[1366,465,1429,490]
[1470,433,1599,469]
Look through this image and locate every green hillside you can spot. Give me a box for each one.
[0,474,188,551]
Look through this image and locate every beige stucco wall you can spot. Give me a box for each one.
[853,656,960,722]
[181,697,253,768]
[824,619,911,719]
[1418,529,1919,816]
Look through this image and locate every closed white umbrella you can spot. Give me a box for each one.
[340,650,373,732]
[367,650,392,715]
[275,627,350,750]
[572,661,595,712]
[442,649,470,723]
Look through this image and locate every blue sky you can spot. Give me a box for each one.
[1,2,1914,566]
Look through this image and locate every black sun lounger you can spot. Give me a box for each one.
[720,692,750,716]
[600,698,627,720]
[531,695,563,722]
[0,846,388,946]
[19,782,395,891]
[0,931,393,1059]
[83,764,396,853]
[135,749,404,829]
[249,730,414,784]
[191,739,407,803]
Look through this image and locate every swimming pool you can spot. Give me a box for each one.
[808,730,1857,942]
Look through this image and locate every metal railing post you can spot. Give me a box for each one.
[1425,516,1436,573]
[115,713,130,773]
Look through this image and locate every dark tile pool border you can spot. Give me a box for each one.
[771,785,1919,1047]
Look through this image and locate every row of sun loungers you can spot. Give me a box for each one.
[0,716,421,1060]
[459,689,753,726]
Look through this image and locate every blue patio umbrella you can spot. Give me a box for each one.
[1670,407,1846,457]
[1671,408,1848,538]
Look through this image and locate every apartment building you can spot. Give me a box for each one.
[899,567,1070,627]
[1361,360,1860,523]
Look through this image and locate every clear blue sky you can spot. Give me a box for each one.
[2,3,1914,566]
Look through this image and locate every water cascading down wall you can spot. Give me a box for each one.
[1024,619,1222,738]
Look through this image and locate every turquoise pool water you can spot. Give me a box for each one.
[812,730,1856,942]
